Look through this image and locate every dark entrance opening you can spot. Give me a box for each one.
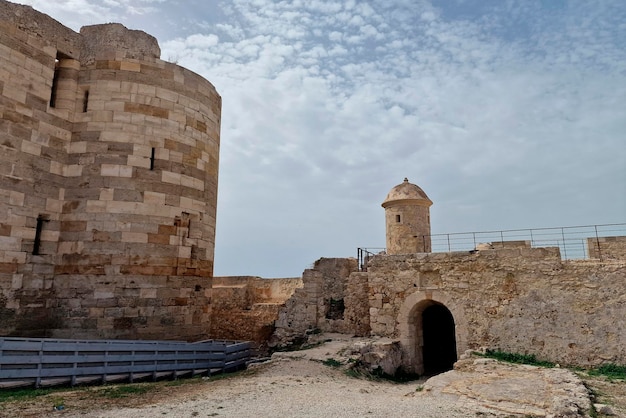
[422,303,457,375]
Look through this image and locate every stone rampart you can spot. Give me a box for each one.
[272,245,625,371]
[0,0,220,340]
[366,247,625,371]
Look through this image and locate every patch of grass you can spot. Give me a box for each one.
[415,385,424,392]
[482,349,555,368]
[344,368,363,379]
[164,376,204,387]
[0,388,55,403]
[589,363,626,380]
[322,358,342,368]
[204,368,252,382]
[101,384,151,399]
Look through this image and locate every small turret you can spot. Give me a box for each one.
[382,178,433,254]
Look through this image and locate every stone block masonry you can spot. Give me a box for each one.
[272,247,626,372]
[0,1,220,340]
[365,247,626,372]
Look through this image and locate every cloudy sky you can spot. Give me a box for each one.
[16,0,626,277]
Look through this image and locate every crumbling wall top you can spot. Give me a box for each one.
[79,23,160,65]
[0,0,81,57]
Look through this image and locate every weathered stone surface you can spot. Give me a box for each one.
[271,258,358,347]
[345,338,403,376]
[270,245,626,373]
[80,23,160,66]
[0,0,219,341]
[425,357,591,417]
[593,403,615,416]
[209,276,301,349]
[382,178,432,254]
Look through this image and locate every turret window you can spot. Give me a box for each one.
[396,215,401,223]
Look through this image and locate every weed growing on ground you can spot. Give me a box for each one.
[101,385,151,399]
[589,363,626,380]
[165,376,204,387]
[322,358,342,368]
[481,349,555,368]
[0,388,55,402]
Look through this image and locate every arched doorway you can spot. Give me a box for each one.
[422,303,457,375]
[397,291,466,375]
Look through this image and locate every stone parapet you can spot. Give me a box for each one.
[587,236,626,260]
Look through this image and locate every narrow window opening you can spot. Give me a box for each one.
[396,214,401,223]
[150,147,156,170]
[82,89,89,112]
[33,215,49,255]
[49,59,60,108]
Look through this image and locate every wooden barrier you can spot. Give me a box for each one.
[0,337,252,389]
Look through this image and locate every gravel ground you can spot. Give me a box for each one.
[58,334,592,418]
[63,357,486,418]
[2,335,606,418]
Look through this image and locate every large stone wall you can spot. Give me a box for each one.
[273,245,625,372]
[366,247,625,371]
[0,1,220,340]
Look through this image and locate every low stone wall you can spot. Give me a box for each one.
[209,276,301,345]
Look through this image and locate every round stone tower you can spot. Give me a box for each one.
[382,178,433,254]
[0,2,220,340]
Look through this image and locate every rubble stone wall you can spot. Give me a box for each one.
[0,1,220,340]
[272,258,359,344]
[210,276,301,345]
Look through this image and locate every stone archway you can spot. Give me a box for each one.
[397,291,467,375]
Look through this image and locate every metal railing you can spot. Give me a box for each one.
[0,337,252,389]
[358,223,626,270]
